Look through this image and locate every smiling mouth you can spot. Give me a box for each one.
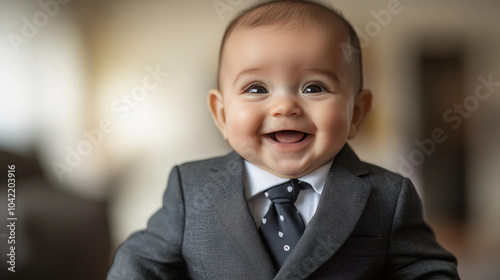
[266,130,309,143]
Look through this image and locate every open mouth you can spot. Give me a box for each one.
[265,130,310,144]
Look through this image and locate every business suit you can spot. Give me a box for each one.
[107,145,459,279]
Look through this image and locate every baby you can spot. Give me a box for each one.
[108,0,459,279]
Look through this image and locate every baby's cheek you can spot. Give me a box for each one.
[234,108,263,133]
[319,108,348,127]
[226,121,256,153]
[321,115,350,141]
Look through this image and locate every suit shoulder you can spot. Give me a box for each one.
[173,151,242,185]
[359,160,409,192]
[363,161,405,180]
[177,152,236,172]
[354,161,421,217]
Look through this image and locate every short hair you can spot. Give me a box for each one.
[217,0,363,93]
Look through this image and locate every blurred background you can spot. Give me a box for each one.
[1,0,499,279]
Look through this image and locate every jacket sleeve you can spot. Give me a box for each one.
[107,166,187,280]
[385,178,460,279]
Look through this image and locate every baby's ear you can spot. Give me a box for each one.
[208,89,228,140]
[348,89,373,139]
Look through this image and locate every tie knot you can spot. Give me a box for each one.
[264,179,309,204]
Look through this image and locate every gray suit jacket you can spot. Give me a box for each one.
[107,145,459,279]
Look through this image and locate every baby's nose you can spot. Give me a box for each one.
[269,94,303,117]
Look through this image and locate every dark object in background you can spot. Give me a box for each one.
[418,46,468,223]
[0,150,111,280]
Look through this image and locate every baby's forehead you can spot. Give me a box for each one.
[219,23,353,88]
[216,2,362,92]
[225,18,350,53]
[222,20,351,66]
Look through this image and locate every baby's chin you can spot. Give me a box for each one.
[257,158,316,179]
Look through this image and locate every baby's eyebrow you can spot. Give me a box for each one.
[304,68,340,84]
[233,68,262,86]
[232,67,340,86]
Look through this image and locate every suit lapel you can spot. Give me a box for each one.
[276,145,372,279]
[204,152,277,279]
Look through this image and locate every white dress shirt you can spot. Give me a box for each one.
[243,159,334,227]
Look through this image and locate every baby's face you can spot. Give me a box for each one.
[209,23,371,178]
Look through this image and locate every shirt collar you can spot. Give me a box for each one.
[244,159,334,199]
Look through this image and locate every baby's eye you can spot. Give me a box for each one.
[303,83,328,94]
[243,83,269,94]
